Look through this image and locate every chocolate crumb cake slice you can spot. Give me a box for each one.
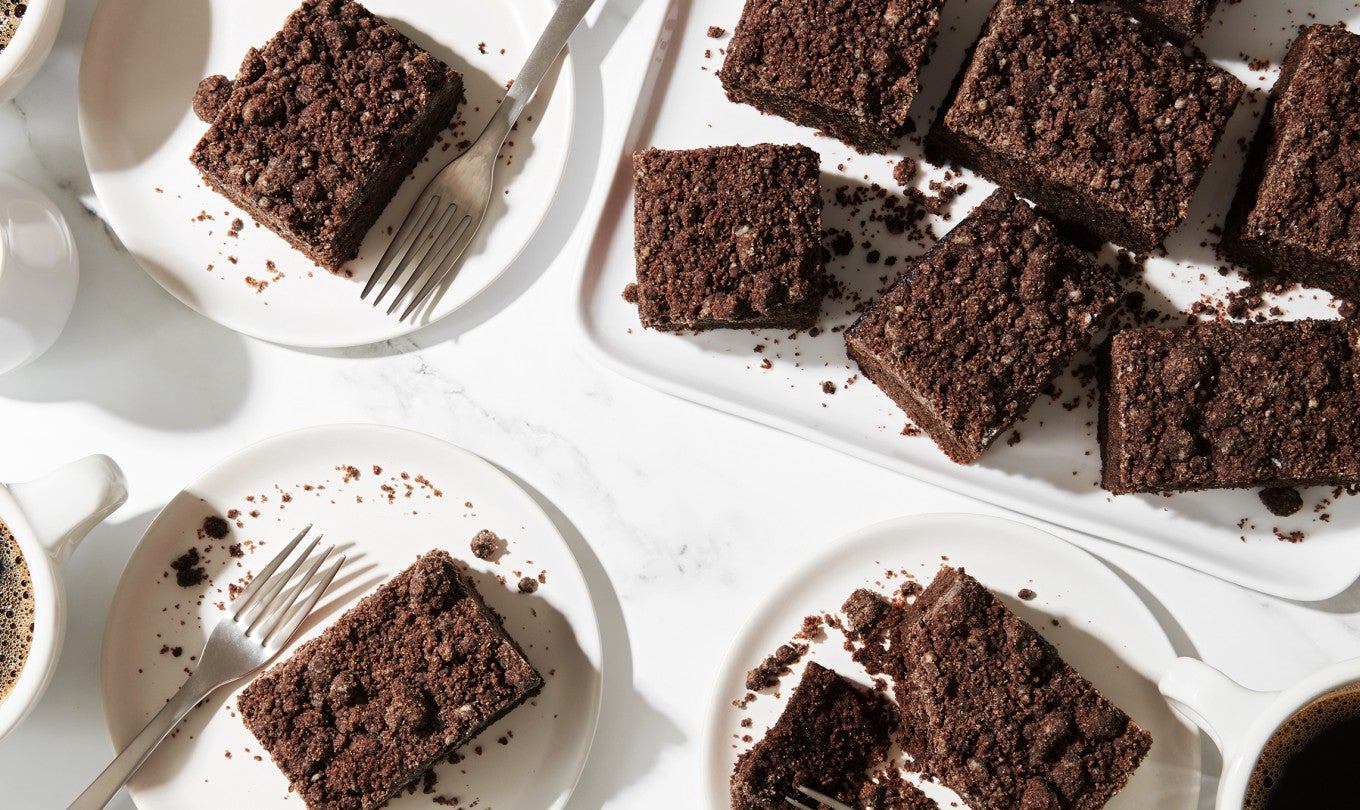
[190,0,464,273]
[845,190,1118,464]
[731,662,895,810]
[1100,320,1360,495]
[237,550,542,810]
[877,566,1152,809]
[720,0,947,153]
[1223,25,1360,301]
[927,0,1243,253]
[625,144,824,331]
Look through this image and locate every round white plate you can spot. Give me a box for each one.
[703,513,1200,809]
[101,424,602,809]
[78,0,575,348]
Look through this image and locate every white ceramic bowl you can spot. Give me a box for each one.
[0,0,64,102]
[0,171,79,375]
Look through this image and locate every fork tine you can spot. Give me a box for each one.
[371,202,458,308]
[362,195,439,301]
[386,210,472,316]
[796,785,858,810]
[231,525,311,618]
[241,534,321,630]
[379,204,462,313]
[252,546,333,643]
[784,799,811,809]
[399,212,480,321]
[265,554,345,647]
[372,201,456,307]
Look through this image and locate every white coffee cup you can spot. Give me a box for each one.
[1159,655,1360,808]
[0,170,80,375]
[0,454,126,740]
[0,0,65,103]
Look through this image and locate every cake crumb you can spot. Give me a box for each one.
[470,530,502,561]
[170,548,206,588]
[794,614,824,640]
[745,642,808,691]
[202,515,230,540]
[1274,528,1307,544]
[1259,487,1303,517]
[892,158,918,187]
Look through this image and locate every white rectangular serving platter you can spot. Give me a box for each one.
[571,0,1360,601]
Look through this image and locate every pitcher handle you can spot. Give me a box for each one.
[9,455,127,568]
[1159,657,1277,762]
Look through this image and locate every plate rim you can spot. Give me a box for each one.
[76,0,579,350]
[97,422,604,809]
[698,511,1198,810]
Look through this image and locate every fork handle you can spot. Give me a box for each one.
[478,0,597,151]
[68,668,219,810]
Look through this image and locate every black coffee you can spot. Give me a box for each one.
[1245,686,1360,809]
[0,520,34,701]
[0,2,24,53]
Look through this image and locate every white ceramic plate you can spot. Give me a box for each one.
[100,425,602,809]
[702,513,1200,809]
[571,0,1360,601]
[78,0,575,348]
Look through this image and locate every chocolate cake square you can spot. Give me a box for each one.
[844,190,1119,464]
[875,566,1152,809]
[926,0,1244,253]
[1223,25,1360,301]
[624,144,824,331]
[730,661,899,810]
[237,550,542,810]
[1100,320,1360,495]
[1109,0,1221,45]
[190,0,464,273]
[719,0,946,153]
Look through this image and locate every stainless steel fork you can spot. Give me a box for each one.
[786,784,862,810]
[362,0,598,321]
[68,525,344,810]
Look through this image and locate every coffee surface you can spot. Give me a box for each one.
[0,520,34,702]
[1246,686,1360,809]
[0,2,25,52]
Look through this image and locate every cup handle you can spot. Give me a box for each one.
[1159,657,1277,762]
[8,455,127,568]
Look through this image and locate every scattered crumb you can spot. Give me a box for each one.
[202,516,230,540]
[744,642,808,691]
[1259,487,1303,518]
[170,548,206,588]
[470,529,502,561]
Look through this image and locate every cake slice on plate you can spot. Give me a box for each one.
[863,566,1152,809]
[730,661,913,809]
[190,0,464,273]
[237,550,542,810]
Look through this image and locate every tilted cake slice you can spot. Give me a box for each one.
[238,550,542,810]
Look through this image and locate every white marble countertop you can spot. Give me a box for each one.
[1,0,1359,807]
